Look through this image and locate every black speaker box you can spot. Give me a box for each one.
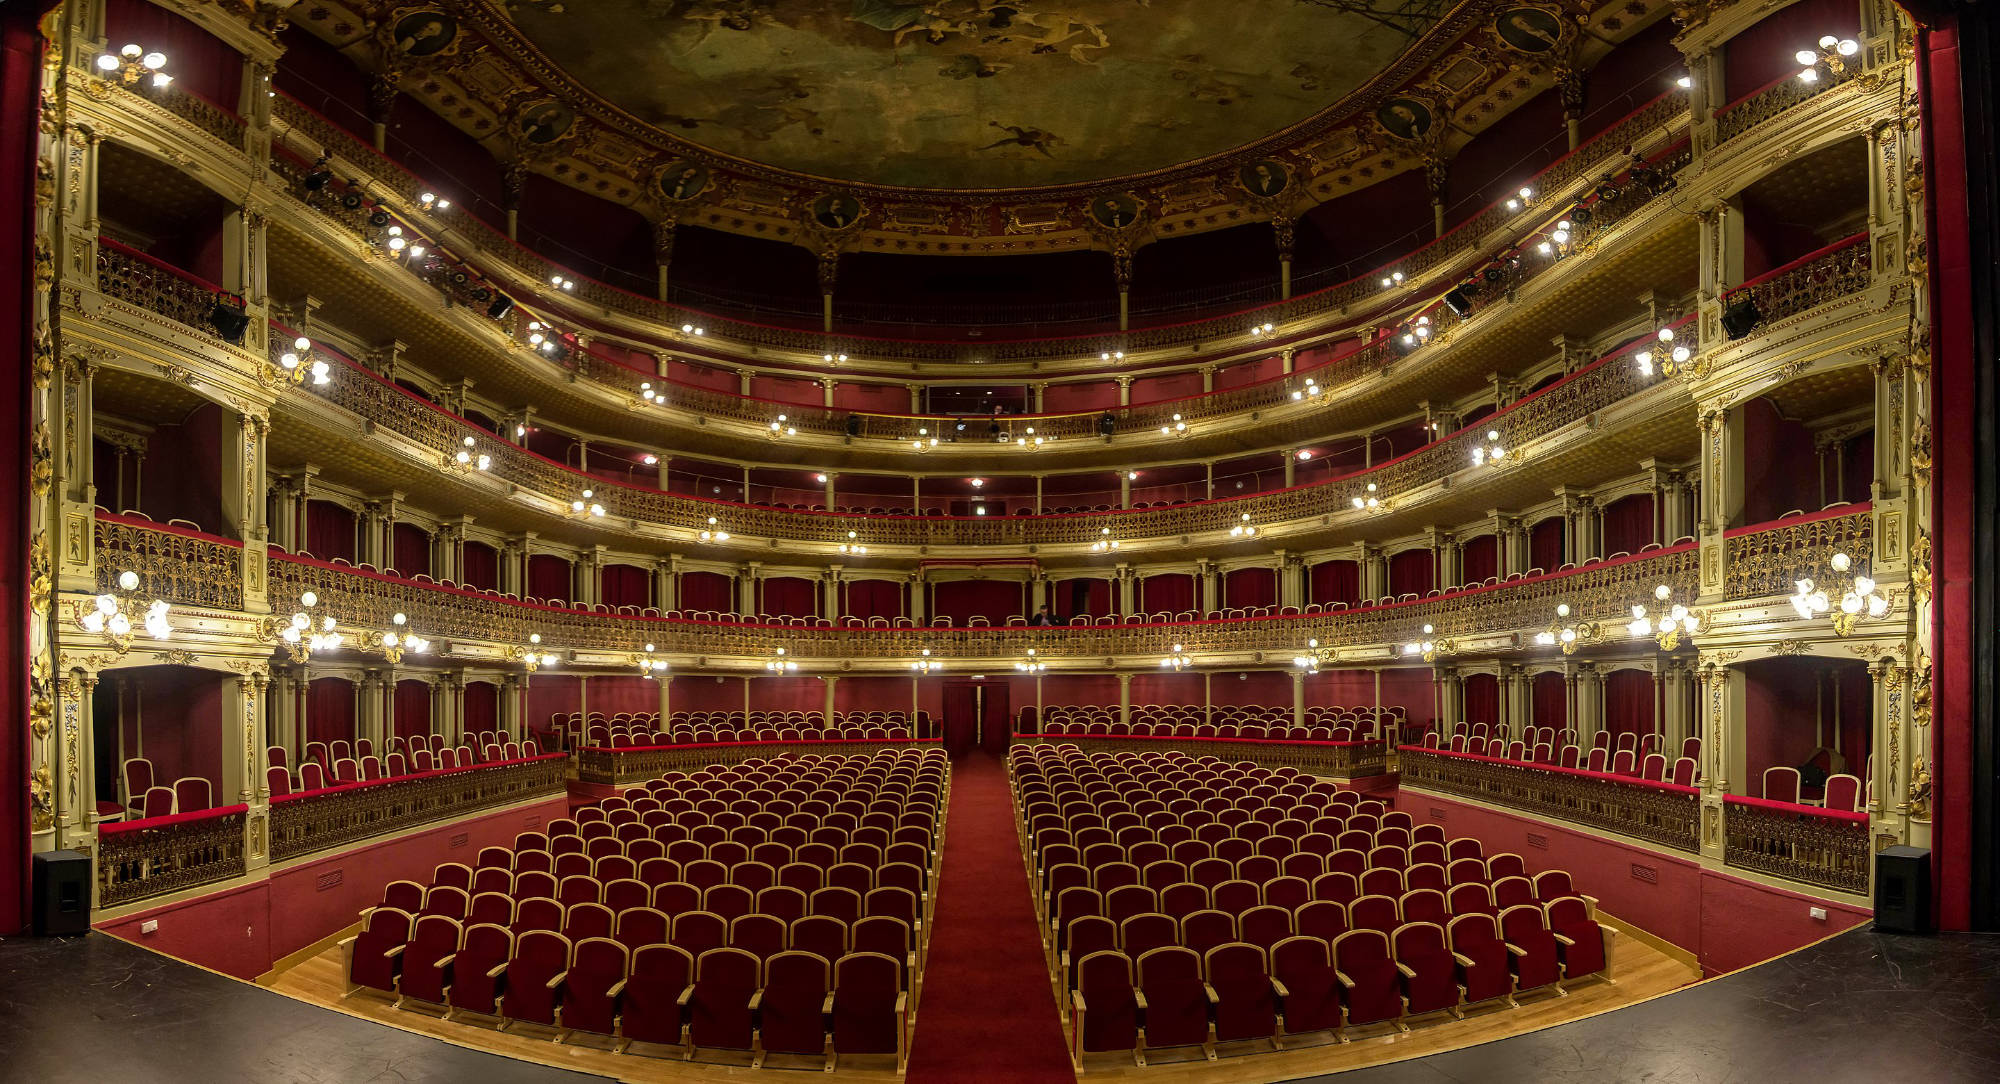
[1874,845,1932,933]
[1442,286,1474,317]
[205,302,250,343]
[1721,295,1763,339]
[486,295,514,319]
[33,849,90,936]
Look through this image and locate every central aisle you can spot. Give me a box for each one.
[906,752,1073,1082]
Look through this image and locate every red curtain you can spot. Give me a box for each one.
[1223,567,1276,609]
[393,680,431,739]
[1528,517,1565,572]
[463,681,499,737]
[679,570,736,613]
[391,522,430,576]
[601,564,651,609]
[1308,560,1360,606]
[1602,494,1656,555]
[1379,668,1436,730]
[1604,668,1657,740]
[844,579,903,621]
[461,541,498,590]
[1063,578,1113,618]
[1462,673,1499,726]
[304,500,354,561]
[105,0,242,108]
[760,576,819,618]
[0,0,35,932]
[1388,549,1435,596]
[1460,534,1498,583]
[1140,573,1194,614]
[1532,671,1567,730]
[306,678,354,746]
[527,554,571,603]
[523,674,582,737]
[934,580,1022,625]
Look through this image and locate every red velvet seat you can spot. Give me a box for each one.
[396,914,462,1006]
[559,936,630,1038]
[730,912,787,962]
[381,880,425,913]
[1448,912,1516,1007]
[564,901,614,943]
[1546,896,1609,981]
[756,950,831,1059]
[501,929,571,1027]
[1137,945,1212,1052]
[671,910,727,960]
[343,907,413,996]
[1238,904,1292,951]
[1349,894,1399,935]
[790,915,847,963]
[445,922,513,1019]
[831,951,906,1071]
[616,906,669,953]
[1206,942,1278,1042]
[1118,912,1176,961]
[1332,929,1403,1028]
[1499,904,1563,992]
[1073,950,1139,1064]
[1270,935,1342,1035]
[687,947,760,1052]
[1399,888,1450,927]
[1063,914,1118,991]
[619,943,694,1048]
[1180,909,1235,957]
[652,881,700,916]
[1493,875,1537,911]
[1392,922,1460,1018]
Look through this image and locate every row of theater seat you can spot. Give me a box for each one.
[344,750,942,1069]
[554,710,926,749]
[1013,745,1611,1064]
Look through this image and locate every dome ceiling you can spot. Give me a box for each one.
[497,1,1444,190]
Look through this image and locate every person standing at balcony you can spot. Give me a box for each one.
[1028,604,1058,627]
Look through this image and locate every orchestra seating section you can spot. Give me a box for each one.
[554,711,928,749]
[1010,745,1613,1066]
[1032,704,1407,742]
[135,734,539,804]
[342,749,944,1070]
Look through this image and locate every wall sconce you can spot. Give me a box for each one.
[80,570,171,653]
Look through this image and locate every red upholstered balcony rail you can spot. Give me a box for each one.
[1012,731,1391,779]
[265,88,1686,359]
[95,803,249,908]
[1721,794,1871,894]
[575,736,943,785]
[1397,746,1700,854]
[268,753,569,862]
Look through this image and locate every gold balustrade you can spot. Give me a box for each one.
[1011,732,1390,780]
[1722,506,1874,600]
[576,738,942,785]
[141,82,248,151]
[1399,747,1700,853]
[1721,233,1873,328]
[269,755,569,862]
[268,90,1687,365]
[93,514,245,611]
[95,804,248,908]
[1721,796,1871,894]
[96,239,241,334]
[1712,65,1858,148]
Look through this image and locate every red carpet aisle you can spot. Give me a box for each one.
[906,752,1074,1082]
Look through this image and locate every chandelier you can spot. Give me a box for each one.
[1634,326,1691,377]
[911,648,942,674]
[1796,34,1860,84]
[698,516,731,543]
[1291,638,1326,672]
[1158,413,1188,437]
[569,489,606,518]
[1628,584,1704,650]
[367,612,431,664]
[765,647,799,673]
[1534,603,1598,654]
[1228,514,1258,538]
[271,334,331,388]
[1160,643,1194,671]
[1791,551,1889,635]
[1014,648,1048,673]
[838,530,868,555]
[769,414,797,437]
[79,570,172,653]
[1089,527,1121,553]
[262,591,341,664]
[1400,624,1454,662]
[1470,429,1508,467]
[509,632,559,671]
[447,435,491,473]
[1350,482,1385,511]
[636,643,667,677]
[95,43,171,87]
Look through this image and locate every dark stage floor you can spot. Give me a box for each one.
[1,927,1996,1082]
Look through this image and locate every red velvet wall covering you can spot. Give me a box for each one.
[587,676,658,717]
[1532,671,1567,730]
[1602,493,1656,554]
[1308,560,1360,606]
[1043,382,1118,413]
[670,360,738,392]
[1740,397,1822,524]
[462,681,499,736]
[393,680,431,739]
[306,678,355,747]
[1528,517,1566,571]
[130,667,223,793]
[679,570,736,613]
[523,674,581,737]
[1722,0,1858,102]
[1040,674,1121,708]
[143,403,224,535]
[1604,668,1657,741]
[933,580,1023,625]
[844,579,903,620]
[1140,573,1195,614]
[1214,356,1282,388]
[1462,673,1499,726]
[1460,534,1499,583]
[1128,672,1204,706]
[753,676,825,713]
[460,540,498,590]
[600,564,651,609]
[760,576,819,618]
[1211,672,1291,707]
[750,374,821,406]
[1306,669,1376,708]
[527,554,571,604]
[1378,668,1436,730]
[390,522,429,576]
[104,0,241,108]
[1223,567,1277,609]
[1388,549,1435,597]
[671,676,745,714]
[1129,370,1204,405]
[832,677,913,714]
[832,382,908,412]
[304,500,354,562]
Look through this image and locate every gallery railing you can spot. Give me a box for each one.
[137,81,249,152]
[575,737,942,786]
[92,506,1867,662]
[92,513,245,610]
[1712,64,1860,149]
[1011,732,1392,780]
[1722,503,1875,600]
[1720,233,1873,329]
[95,238,244,336]
[1722,795,1871,894]
[1398,747,1701,854]
[95,803,248,908]
[268,754,569,862]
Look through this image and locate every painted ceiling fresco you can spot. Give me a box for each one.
[495,0,1451,189]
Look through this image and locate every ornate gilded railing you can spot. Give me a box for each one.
[95,238,243,335]
[92,513,245,610]
[1399,747,1700,853]
[268,754,568,862]
[1722,795,1870,894]
[113,508,1859,661]
[1721,233,1872,328]
[141,83,248,151]
[1712,65,1859,149]
[1011,732,1391,780]
[576,737,942,785]
[270,90,1685,364]
[1723,504,1874,600]
[95,803,247,908]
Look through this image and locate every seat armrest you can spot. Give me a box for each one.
[821,992,836,1014]
[1334,969,1356,989]
[1553,933,1576,946]
[676,983,695,1007]
[894,992,908,1013]
[1270,978,1290,999]
[485,961,508,979]
[337,936,357,951]
[1395,962,1416,979]
[1202,982,1219,1006]
[748,989,764,1012]
[435,953,458,968]
[1506,944,1528,957]
[1451,952,1475,967]
[545,969,567,990]
[383,944,405,958]
[1070,990,1086,1012]
[606,979,626,998]
[1134,990,1149,1012]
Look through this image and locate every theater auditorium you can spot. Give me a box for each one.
[0,0,1996,1080]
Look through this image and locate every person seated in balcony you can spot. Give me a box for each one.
[1028,604,1059,627]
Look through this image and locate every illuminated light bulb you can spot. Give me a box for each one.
[1556,603,1571,618]
[1676,74,1693,89]
[293,335,312,351]
[1837,38,1858,56]
[1830,552,1852,573]
[1799,67,1819,83]
[1537,241,1553,255]
[1866,594,1889,617]
[1550,228,1570,245]
[1560,628,1577,643]
[108,612,131,636]
[1352,497,1365,508]
[1853,576,1875,596]
[96,54,119,71]
[300,591,319,608]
